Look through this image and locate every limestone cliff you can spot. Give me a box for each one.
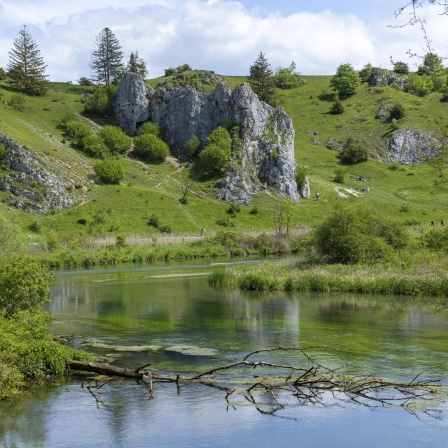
[114,72,299,204]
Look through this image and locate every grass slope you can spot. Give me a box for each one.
[0,74,447,248]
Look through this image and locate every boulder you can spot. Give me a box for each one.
[368,68,406,90]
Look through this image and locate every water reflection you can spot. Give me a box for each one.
[1,260,448,447]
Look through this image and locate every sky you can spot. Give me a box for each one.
[0,0,447,82]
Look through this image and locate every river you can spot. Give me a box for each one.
[1,258,447,447]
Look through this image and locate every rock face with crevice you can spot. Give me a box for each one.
[0,133,81,213]
[114,72,301,204]
[386,128,439,165]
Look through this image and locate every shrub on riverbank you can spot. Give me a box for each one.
[0,256,90,400]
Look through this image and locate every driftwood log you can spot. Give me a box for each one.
[70,360,151,378]
[69,347,446,415]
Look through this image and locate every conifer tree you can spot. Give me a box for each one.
[7,25,48,95]
[248,52,277,107]
[127,51,148,78]
[90,28,124,85]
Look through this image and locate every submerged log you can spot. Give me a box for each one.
[70,360,151,378]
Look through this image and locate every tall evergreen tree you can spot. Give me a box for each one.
[127,51,148,78]
[90,28,124,86]
[248,52,277,107]
[7,25,48,95]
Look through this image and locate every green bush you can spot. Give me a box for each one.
[330,99,344,115]
[94,158,125,184]
[313,203,409,264]
[393,61,409,74]
[78,77,94,86]
[138,121,164,139]
[185,135,201,159]
[340,137,368,164]
[9,93,26,111]
[334,167,347,183]
[389,103,405,120]
[134,133,170,162]
[198,127,232,177]
[0,255,52,317]
[274,61,302,89]
[295,166,307,189]
[84,85,117,116]
[98,125,132,155]
[81,133,109,158]
[65,121,93,147]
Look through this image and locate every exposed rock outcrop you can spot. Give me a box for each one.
[0,133,81,213]
[386,128,439,165]
[114,72,299,204]
[369,68,406,90]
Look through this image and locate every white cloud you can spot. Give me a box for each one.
[0,0,447,82]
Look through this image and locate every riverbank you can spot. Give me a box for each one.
[208,254,448,299]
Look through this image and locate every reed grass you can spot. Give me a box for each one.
[208,256,448,299]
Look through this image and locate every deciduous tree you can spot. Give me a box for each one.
[330,63,360,98]
[7,25,48,95]
[90,28,124,86]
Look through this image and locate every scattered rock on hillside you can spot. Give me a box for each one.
[114,72,299,204]
[386,128,439,165]
[375,105,389,121]
[0,133,81,213]
[368,68,406,90]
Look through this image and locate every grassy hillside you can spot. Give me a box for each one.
[0,74,447,250]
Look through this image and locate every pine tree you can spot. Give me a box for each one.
[248,52,277,107]
[7,25,48,95]
[90,28,124,86]
[127,51,148,78]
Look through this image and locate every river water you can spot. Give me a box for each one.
[1,258,448,448]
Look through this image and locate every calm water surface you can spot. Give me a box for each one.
[1,258,447,448]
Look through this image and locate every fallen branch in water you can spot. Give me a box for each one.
[70,347,446,415]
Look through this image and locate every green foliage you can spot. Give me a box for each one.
[330,99,344,114]
[0,67,6,80]
[313,203,409,264]
[8,93,27,111]
[393,61,409,74]
[0,255,52,318]
[340,137,368,164]
[138,121,165,139]
[421,226,448,250]
[84,84,117,116]
[77,77,94,86]
[64,120,93,147]
[185,135,201,159]
[127,51,148,78]
[333,167,347,183]
[94,157,125,184]
[198,127,232,177]
[330,63,361,98]
[98,125,132,155]
[0,216,24,256]
[358,62,373,82]
[419,52,444,75]
[81,133,108,158]
[249,52,277,106]
[404,73,433,97]
[389,103,405,120]
[7,25,48,95]
[274,61,302,89]
[90,27,124,86]
[390,118,399,131]
[164,64,192,76]
[134,133,170,162]
[295,166,307,189]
